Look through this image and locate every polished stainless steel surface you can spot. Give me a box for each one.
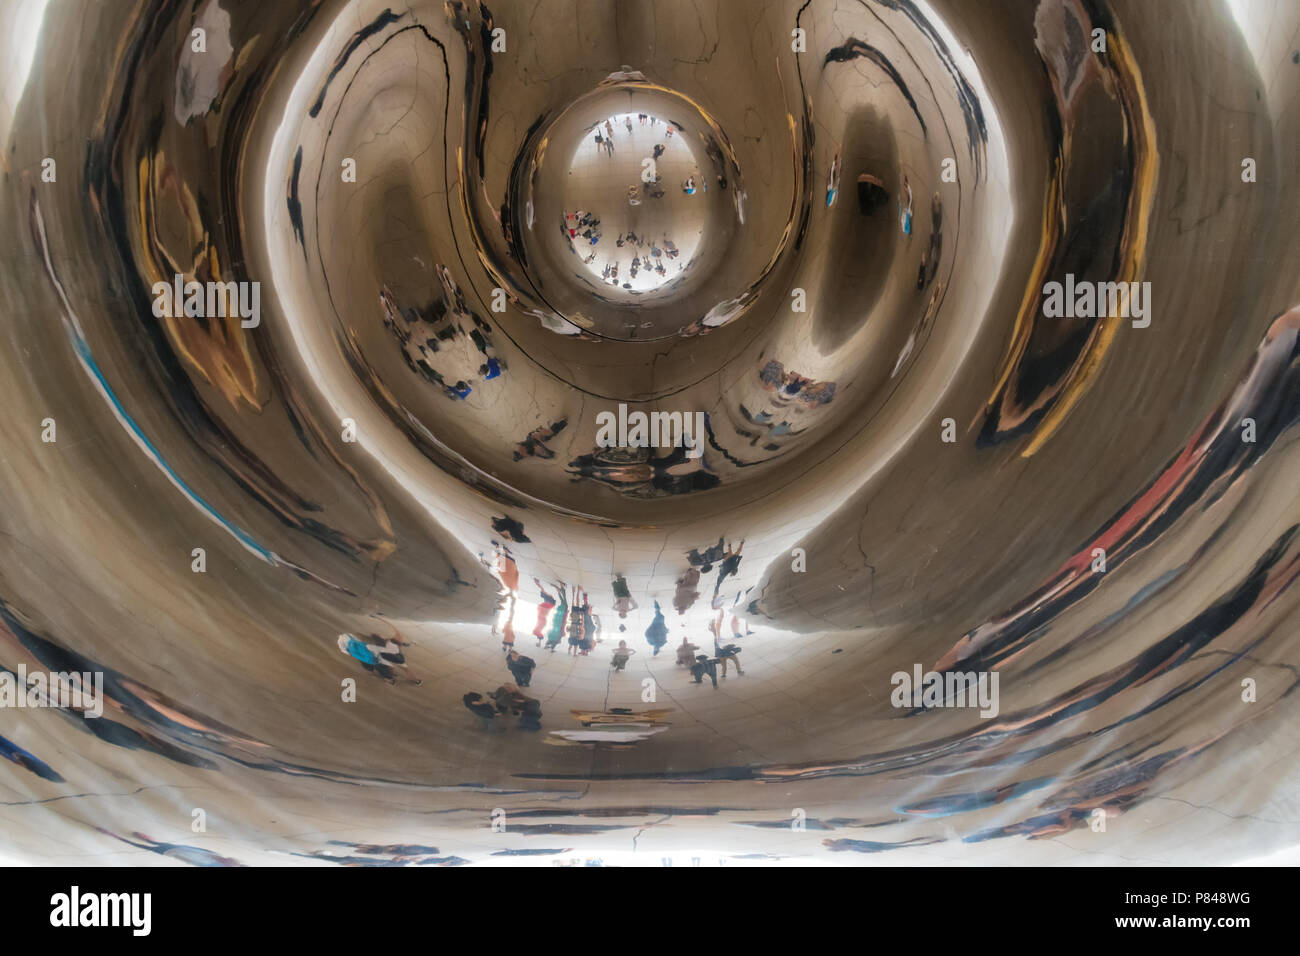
[1,0,1298,865]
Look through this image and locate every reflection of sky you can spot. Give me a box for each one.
[0,0,51,147]
[563,113,707,294]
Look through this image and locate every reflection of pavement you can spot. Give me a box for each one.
[550,726,670,744]
[563,113,706,293]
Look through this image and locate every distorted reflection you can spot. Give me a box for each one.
[3,0,1297,870]
[562,112,706,296]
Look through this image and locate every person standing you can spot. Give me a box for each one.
[899,174,913,235]
[506,650,536,686]
[567,586,586,655]
[533,580,557,644]
[498,596,517,653]
[676,636,699,666]
[545,584,568,652]
[714,641,744,677]
[645,600,668,655]
[611,640,635,671]
[612,573,638,618]
[674,567,700,615]
[711,539,745,607]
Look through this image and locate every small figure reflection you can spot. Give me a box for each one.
[337,633,421,685]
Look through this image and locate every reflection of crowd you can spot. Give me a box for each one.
[451,527,765,734]
[565,113,700,292]
[603,231,681,287]
[589,112,675,159]
[563,210,601,264]
[462,685,543,731]
[564,214,696,290]
[379,270,503,401]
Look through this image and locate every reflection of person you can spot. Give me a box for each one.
[712,540,745,607]
[690,655,718,687]
[545,585,568,652]
[925,192,943,285]
[514,420,567,461]
[688,537,725,573]
[97,830,242,867]
[580,597,599,653]
[649,444,719,496]
[899,174,913,235]
[490,540,519,600]
[567,587,587,655]
[463,692,498,722]
[673,567,700,615]
[493,682,528,714]
[488,684,543,730]
[518,698,543,731]
[337,634,421,685]
[566,445,719,499]
[611,640,635,671]
[491,515,530,544]
[759,360,836,407]
[715,642,744,677]
[612,574,637,617]
[645,600,669,655]
[506,650,536,686]
[676,636,699,666]
[533,580,556,644]
[497,596,517,652]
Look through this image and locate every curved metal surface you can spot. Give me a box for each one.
[0,0,1298,865]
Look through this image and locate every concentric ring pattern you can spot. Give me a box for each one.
[1,0,1298,865]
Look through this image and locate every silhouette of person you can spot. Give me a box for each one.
[690,654,718,687]
[611,640,635,671]
[645,600,669,655]
[506,650,536,686]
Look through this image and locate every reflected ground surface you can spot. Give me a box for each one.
[0,0,1299,865]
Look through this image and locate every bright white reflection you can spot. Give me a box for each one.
[561,112,706,295]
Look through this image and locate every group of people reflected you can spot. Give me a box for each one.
[462,684,543,731]
[328,515,767,735]
[378,267,504,402]
[565,111,703,294]
[453,520,761,732]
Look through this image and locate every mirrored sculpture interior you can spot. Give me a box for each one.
[0,0,1298,865]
